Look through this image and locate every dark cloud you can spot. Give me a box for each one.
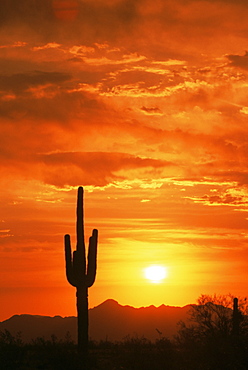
[188,189,248,208]
[210,0,248,3]
[202,193,244,205]
[38,151,173,187]
[227,52,248,70]
[0,0,53,26]
[140,106,162,114]
[0,0,247,59]
[0,0,139,43]
[0,71,71,94]
[0,89,103,121]
[39,151,170,168]
[214,171,248,187]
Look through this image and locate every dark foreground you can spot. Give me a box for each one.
[1,329,248,370]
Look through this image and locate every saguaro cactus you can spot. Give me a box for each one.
[64,186,98,361]
[232,297,241,336]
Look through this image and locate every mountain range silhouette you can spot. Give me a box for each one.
[0,300,191,343]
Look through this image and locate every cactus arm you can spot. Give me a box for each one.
[86,229,98,287]
[64,186,98,359]
[64,234,77,287]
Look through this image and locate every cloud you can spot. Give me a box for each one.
[37,151,173,187]
[2,0,248,318]
[186,188,248,207]
[0,0,246,59]
[0,0,139,45]
[0,88,104,122]
[227,52,248,70]
[140,106,163,115]
[0,71,71,94]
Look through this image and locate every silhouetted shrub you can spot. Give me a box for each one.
[175,294,248,369]
[2,305,248,370]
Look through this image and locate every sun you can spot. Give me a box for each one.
[144,265,168,283]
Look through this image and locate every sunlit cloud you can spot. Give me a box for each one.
[32,42,62,51]
[240,107,248,114]
[0,41,27,49]
[1,0,248,320]
[185,187,248,207]
[81,53,146,66]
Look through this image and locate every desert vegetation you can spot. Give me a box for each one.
[64,186,98,368]
[1,294,248,370]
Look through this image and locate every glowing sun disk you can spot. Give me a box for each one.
[144,265,167,283]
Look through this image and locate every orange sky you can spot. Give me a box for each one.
[1,0,248,321]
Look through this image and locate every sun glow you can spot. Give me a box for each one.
[144,265,168,283]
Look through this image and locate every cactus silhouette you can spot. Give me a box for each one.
[232,297,241,336]
[64,186,98,365]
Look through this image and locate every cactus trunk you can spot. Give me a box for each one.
[64,186,98,367]
[77,286,88,358]
[232,297,240,336]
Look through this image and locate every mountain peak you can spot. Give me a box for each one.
[92,299,121,312]
[0,301,192,343]
[102,298,119,306]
